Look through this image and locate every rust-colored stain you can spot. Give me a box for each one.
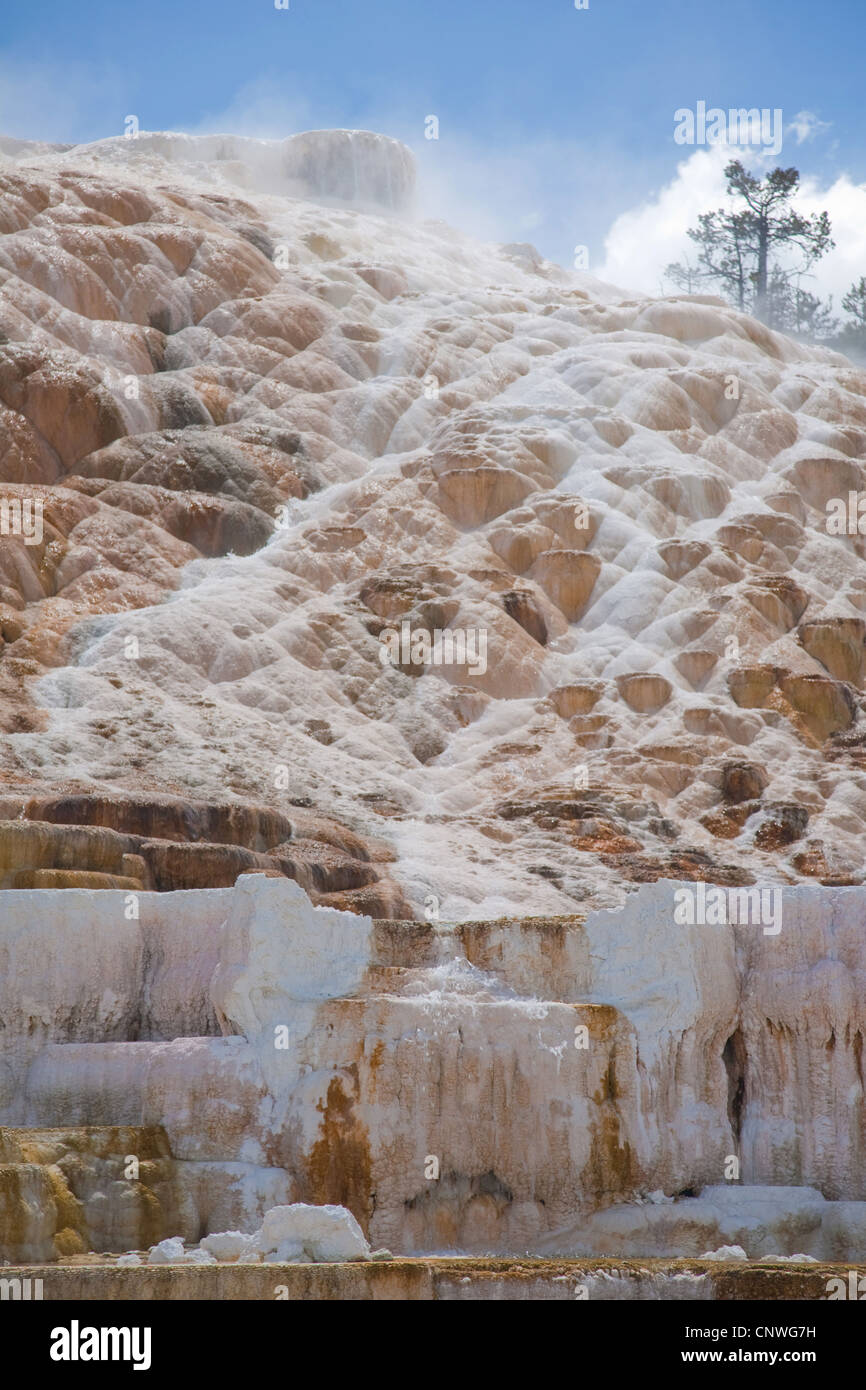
[580,1003,620,1046]
[305,1068,373,1234]
[582,1107,636,1199]
[583,1045,636,1199]
[0,1126,179,1261]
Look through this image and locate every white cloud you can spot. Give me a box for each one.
[596,143,866,309]
[799,172,866,304]
[596,145,731,295]
[789,110,833,145]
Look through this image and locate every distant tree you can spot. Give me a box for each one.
[764,265,795,331]
[667,161,834,328]
[663,255,704,295]
[791,286,839,341]
[842,277,866,338]
[764,268,839,340]
[724,162,833,321]
[686,205,754,310]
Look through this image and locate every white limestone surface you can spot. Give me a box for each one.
[3,875,866,1255]
[255,1203,370,1262]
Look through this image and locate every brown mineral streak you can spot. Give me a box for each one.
[305,1071,373,1233]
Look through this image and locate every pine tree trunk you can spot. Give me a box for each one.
[756,215,769,321]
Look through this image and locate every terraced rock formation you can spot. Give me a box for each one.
[2,131,866,917]
[2,875,865,1263]
[2,130,866,1280]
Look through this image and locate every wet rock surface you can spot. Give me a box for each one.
[2,875,866,1261]
[3,133,866,1287]
[2,135,866,913]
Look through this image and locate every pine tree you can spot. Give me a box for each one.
[842,277,866,338]
[667,161,834,329]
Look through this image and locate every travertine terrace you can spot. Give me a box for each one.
[2,130,866,917]
[1,875,865,1265]
[1,130,866,1277]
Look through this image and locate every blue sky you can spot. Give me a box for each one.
[2,0,865,288]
